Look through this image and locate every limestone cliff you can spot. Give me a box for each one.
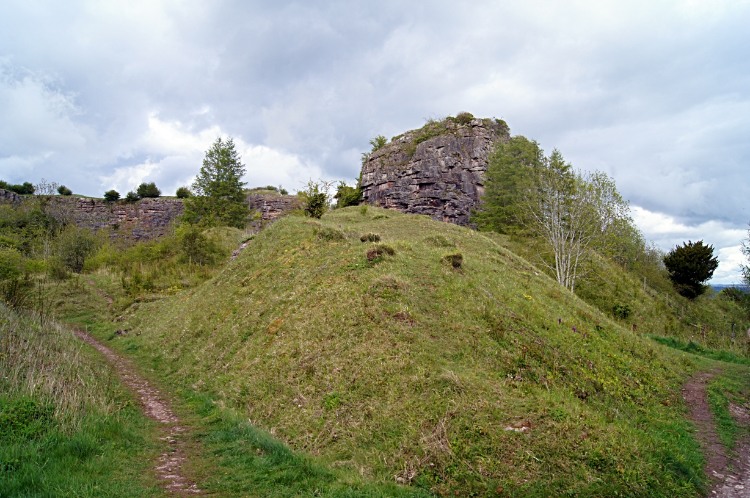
[360,117,509,225]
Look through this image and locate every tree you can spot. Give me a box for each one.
[663,240,719,299]
[473,136,543,233]
[183,137,248,228]
[298,179,335,219]
[176,186,191,199]
[57,185,72,196]
[334,177,362,209]
[125,191,139,203]
[742,223,750,287]
[136,182,161,198]
[103,190,120,203]
[523,150,631,292]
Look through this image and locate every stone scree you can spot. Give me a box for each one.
[360,118,509,225]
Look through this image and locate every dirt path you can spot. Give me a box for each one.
[682,371,750,497]
[73,328,203,495]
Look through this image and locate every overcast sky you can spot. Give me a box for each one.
[1,0,748,283]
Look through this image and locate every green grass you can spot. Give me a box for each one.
[0,305,160,496]
[648,335,750,366]
[705,367,750,454]
[74,206,715,496]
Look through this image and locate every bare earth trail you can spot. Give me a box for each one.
[682,371,750,497]
[73,328,203,495]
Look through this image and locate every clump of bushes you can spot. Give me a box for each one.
[136,182,161,198]
[360,233,380,243]
[125,191,139,203]
[366,244,395,261]
[176,187,191,199]
[442,252,463,269]
[453,111,475,125]
[612,303,632,320]
[57,185,72,196]
[0,181,34,195]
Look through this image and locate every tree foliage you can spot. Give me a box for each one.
[57,185,72,196]
[473,136,543,233]
[175,187,191,199]
[663,240,719,299]
[0,181,35,195]
[183,137,248,228]
[103,190,120,203]
[475,138,633,292]
[742,223,750,287]
[136,182,161,198]
[298,179,335,219]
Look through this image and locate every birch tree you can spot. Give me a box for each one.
[524,150,630,292]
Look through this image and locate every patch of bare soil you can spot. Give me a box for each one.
[73,328,203,494]
[682,371,750,497]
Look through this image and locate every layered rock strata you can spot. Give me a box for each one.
[360,118,509,225]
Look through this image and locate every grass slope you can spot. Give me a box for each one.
[96,206,715,497]
[0,305,161,497]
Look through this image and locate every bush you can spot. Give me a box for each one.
[612,303,632,320]
[366,244,395,261]
[136,182,161,198]
[454,112,475,125]
[176,187,191,199]
[298,179,334,219]
[57,185,72,196]
[103,190,120,203]
[335,184,362,209]
[316,227,346,242]
[55,226,100,273]
[442,252,463,268]
[125,191,139,203]
[359,205,368,216]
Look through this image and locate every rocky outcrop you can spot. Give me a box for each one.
[0,188,24,204]
[246,194,302,222]
[72,197,185,242]
[360,118,509,225]
[246,193,303,232]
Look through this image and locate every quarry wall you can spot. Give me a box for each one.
[0,189,301,242]
[360,118,509,225]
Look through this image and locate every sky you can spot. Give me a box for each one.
[0,0,748,283]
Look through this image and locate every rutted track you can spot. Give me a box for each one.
[682,371,750,497]
[73,328,203,495]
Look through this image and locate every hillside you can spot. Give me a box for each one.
[77,206,721,496]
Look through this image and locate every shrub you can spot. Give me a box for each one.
[360,233,380,243]
[176,187,191,199]
[612,303,632,320]
[8,182,35,195]
[366,244,395,261]
[55,226,100,273]
[136,182,161,198]
[442,252,463,268]
[57,185,72,196]
[125,191,139,203]
[335,185,362,209]
[316,227,346,242]
[298,179,334,219]
[103,190,120,203]
[454,112,475,125]
[359,205,368,216]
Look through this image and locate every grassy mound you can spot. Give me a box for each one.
[106,207,710,496]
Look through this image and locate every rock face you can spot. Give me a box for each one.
[0,188,24,204]
[360,118,509,225]
[72,197,185,242]
[0,190,302,242]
